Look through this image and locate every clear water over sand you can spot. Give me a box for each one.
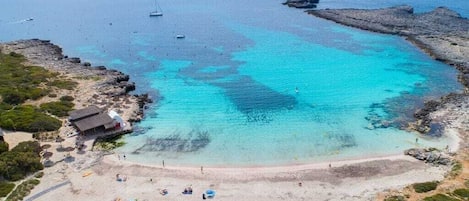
[0,0,465,166]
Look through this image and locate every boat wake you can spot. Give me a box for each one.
[9,18,34,24]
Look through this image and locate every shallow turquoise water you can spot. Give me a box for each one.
[0,0,464,166]
[119,20,460,166]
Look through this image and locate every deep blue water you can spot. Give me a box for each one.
[0,0,465,166]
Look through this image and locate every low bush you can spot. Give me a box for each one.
[0,141,9,154]
[413,181,438,193]
[94,135,126,150]
[423,194,459,201]
[47,80,77,90]
[59,95,74,102]
[5,179,40,201]
[449,161,462,178]
[384,195,406,201]
[453,188,469,199]
[40,101,74,117]
[0,105,61,132]
[34,171,44,178]
[0,141,43,181]
[0,182,15,197]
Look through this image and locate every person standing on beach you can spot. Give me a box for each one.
[201,166,204,174]
[163,160,165,168]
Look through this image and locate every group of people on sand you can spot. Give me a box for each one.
[159,186,194,196]
[182,186,193,194]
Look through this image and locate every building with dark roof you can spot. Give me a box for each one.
[68,106,117,135]
[68,105,102,121]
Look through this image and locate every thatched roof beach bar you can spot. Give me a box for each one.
[68,106,119,135]
[68,105,102,122]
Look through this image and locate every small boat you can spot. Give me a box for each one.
[176,34,185,39]
[149,0,163,17]
[26,18,34,21]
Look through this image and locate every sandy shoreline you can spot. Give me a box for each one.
[0,22,465,201]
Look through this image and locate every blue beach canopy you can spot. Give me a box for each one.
[206,189,216,197]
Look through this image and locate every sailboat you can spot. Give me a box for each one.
[149,0,163,17]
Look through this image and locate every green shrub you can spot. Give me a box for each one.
[40,101,74,117]
[0,141,9,154]
[95,135,126,150]
[453,188,469,199]
[413,181,438,193]
[0,52,54,105]
[5,179,40,201]
[27,179,40,185]
[0,141,43,181]
[59,95,74,102]
[11,141,41,154]
[0,105,61,132]
[8,52,23,58]
[449,161,462,177]
[384,195,406,201]
[47,80,78,90]
[0,182,15,197]
[34,171,44,178]
[423,194,459,201]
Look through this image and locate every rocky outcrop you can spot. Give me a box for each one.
[283,0,319,9]
[405,148,453,166]
[128,93,153,123]
[410,93,467,134]
[307,6,469,135]
[0,39,151,124]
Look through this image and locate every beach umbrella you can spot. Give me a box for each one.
[41,144,52,150]
[42,151,53,158]
[63,147,75,152]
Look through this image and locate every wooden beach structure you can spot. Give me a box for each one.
[68,106,122,135]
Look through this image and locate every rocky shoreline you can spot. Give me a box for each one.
[0,39,152,124]
[305,6,469,135]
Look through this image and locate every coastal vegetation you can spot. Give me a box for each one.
[0,182,15,197]
[94,135,126,150]
[0,51,76,132]
[0,105,61,132]
[0,141,43,181]
[384,195,406,201]
[453,188,469,199]
[413,181,439,193]
[40,99,74,117]
[0,141,43,198]
[448,161,463,178]
[5,179,40,201]
[423,194,459,201]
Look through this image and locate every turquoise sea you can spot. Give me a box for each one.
[0,0,466,166]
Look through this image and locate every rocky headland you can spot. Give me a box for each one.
[307,6,469,135]
[283,0,319,9]
[0,39,152,124]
